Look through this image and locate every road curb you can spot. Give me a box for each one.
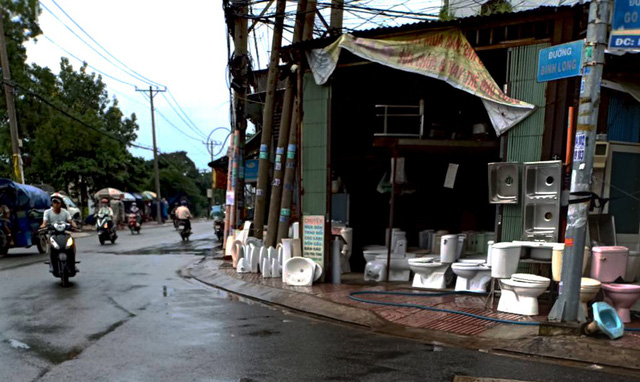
[187,259,640,375]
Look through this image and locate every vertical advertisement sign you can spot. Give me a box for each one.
[302,215,324,268]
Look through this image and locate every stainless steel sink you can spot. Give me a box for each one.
[488,162,520,204]
[523,203,559,241]
[523,160,562,200]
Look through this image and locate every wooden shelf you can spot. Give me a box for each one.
[373,137,499,152]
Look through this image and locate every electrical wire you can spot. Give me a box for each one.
[40,35,138,87]
[159,92,208,140]
[47,0,166,88]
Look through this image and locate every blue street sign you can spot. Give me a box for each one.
[537,40,585,82]
[610,0,640,49]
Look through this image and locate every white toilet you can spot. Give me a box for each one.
[580,277,601,317]
[408,255,449,289]
[363,240,415,281]
[490,242,523,279]
[451,262,492,292]
[497,273,550,315]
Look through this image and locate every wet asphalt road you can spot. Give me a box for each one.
[0,221,637,382]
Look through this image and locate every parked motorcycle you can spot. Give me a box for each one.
[128,213,141,235]
[96,214,117,245]
[42,222,78,287]
[177,219,191,241]
[213,218,224,242]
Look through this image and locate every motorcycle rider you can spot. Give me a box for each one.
[175,200,192,232]
[41,193,75,229]
[40,193,76,275]
[97,198,116,233]
[130,202,142,226]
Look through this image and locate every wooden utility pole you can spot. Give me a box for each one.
[276,0,316,243]
[303,0,317,40]
[136,86,165,224]
[548,0,611,323]
[0,11,24,184]
[252,0,288,240]
[265,0,308,248]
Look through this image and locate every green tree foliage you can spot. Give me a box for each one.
[2,4,209,216]
[20,59,142,205]
[0,1,42,176]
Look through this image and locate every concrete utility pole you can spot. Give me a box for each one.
[330,0,344,35]
[548,0,611,323]
[253,0,288,240]
[228,0,250,238]
[265,0,308,248]
[136,86,166,224]
[0,11,24,184]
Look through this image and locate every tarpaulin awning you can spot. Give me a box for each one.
[0,178,51,210]
[306,28,536,135]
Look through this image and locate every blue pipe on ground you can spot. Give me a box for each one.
[348,290,640,332]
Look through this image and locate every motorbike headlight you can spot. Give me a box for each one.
[103,223,108,228]
[66,237,74,248]
[50,237,60,249]
[59,253,67,261]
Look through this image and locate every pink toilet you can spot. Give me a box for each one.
[591,246,640,323]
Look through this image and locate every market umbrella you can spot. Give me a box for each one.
[122,192,136,201]
[141,191,157,200]
[94,187,123,200]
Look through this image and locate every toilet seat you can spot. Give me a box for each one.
[510,273,549,284]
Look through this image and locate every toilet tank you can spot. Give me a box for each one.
[591,246,629,282]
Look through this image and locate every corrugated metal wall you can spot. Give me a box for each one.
[302,73,329,216]
[502,43,549,241]
[607,92,640,143]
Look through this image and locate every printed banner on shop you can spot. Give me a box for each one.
[306,28,535,135]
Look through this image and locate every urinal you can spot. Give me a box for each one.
[281,239,294,265]
[258,246,268,273]
[231,240,244,268]
[283,257,316,286]
[237,256,250,273]
[314,263,323,281]
[272,258,282,278]
[261,257,272,278]
[584,302,624,340]
[248,242,260,273]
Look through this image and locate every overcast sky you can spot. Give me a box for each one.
[24,0,231,170]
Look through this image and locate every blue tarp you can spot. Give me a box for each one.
[0,179,51,210]
[0,179,51,247]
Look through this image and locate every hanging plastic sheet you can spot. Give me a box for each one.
[306,29,536,135]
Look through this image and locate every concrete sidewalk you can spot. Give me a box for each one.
[188,256,640,377]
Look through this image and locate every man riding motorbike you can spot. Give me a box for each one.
[97,198,117,233]
[175,200,192,231]
[40,193,77,275]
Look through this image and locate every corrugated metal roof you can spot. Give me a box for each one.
[283,3,587,52]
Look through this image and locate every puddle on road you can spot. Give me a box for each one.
[112,238,222,257]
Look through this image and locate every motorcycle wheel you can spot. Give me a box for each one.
[110,236,116,244]
[60,262,69,287]
[130,228,134,235]
[99,236,105,245]
[37,234,48,254]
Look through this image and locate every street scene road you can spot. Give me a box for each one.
[0,220,635,382]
